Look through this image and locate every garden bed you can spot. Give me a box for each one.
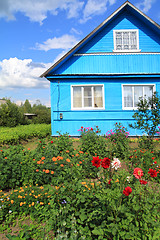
[0,126,160,239]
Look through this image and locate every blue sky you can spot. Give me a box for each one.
[0,0,159,106]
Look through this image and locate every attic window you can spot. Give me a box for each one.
[113,29,140,52]
[71,85,104,110]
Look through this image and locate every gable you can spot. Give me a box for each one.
[41,1,160,78]
[77,11,160,54]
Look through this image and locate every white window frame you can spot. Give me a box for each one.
[71,84,105,110]
[113,29,140,52]
[122,84,155,110]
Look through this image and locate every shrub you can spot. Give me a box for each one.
[129,92,160,149]
[106,122,130,159]
[79,126,108,158]
[0,99,26,127]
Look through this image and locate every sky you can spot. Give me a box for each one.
[0,0,160,107]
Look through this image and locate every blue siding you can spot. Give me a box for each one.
[76,12,160,54]
[50,78,160,136]
[53,54,160,74]
[47,5,160,137]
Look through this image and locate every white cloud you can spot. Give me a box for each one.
[0,0,84,24]
[136,0,156,13]
[80,0,116,23]
[0,57,51,89]
[35,34,79,51]
[70,27,82,35]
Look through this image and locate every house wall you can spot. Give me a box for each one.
[50,78,160,136]
[48,8,160,137]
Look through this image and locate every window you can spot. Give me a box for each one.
[122,85,155,110]
[113,29,140,52]
[71,85,104,109]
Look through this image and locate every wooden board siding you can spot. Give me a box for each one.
[50,78,160,136]
[75,12,160,54]
[53,54,160,75]
[43,3,160,137]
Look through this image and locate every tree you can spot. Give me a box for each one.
[32,101,51,124]
[129,92,160,148]
[0,99,25,127]
[22,99,32,113]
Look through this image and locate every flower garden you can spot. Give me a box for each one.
[0,123,160,239]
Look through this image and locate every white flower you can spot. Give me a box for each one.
[111,158,121,170]
[9,210,12,214]
[126,176,131,182]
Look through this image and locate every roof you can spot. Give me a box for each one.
[40,0,160,78]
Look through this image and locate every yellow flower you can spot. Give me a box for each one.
[32,202,35,206]
[11,200,14,204]
[20,202,23,206]
[40,202,44,205]
[115,179,119,183]
[81,182,86,185]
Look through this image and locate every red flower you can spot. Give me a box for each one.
[81,126,83,129]
[133,168,143,179]
[139,179,148,185]
[154,161,157,164]
[51,141,53,143]
[108,179,112,184]
[101,157,110,169]
[91,127,93,131]
[123,186,132,196]
[148,168,157,178]
[91,156,101,168]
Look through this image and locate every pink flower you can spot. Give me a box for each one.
[133,168,143,179]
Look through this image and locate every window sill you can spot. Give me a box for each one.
[113,49,141,53]
[71,108,105,111]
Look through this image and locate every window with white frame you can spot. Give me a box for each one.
[113,29,140,52]
[122,85,155,110]
[72,85,104,109]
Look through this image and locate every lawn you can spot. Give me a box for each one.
[0,125,160,239]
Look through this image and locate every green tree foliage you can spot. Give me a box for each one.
[0,99,25,127]
[0,99,51,127]
[20,99,32,113]
[129,92,160,148]
[32,101,51,124]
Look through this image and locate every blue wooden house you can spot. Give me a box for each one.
[41,1,160,136]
